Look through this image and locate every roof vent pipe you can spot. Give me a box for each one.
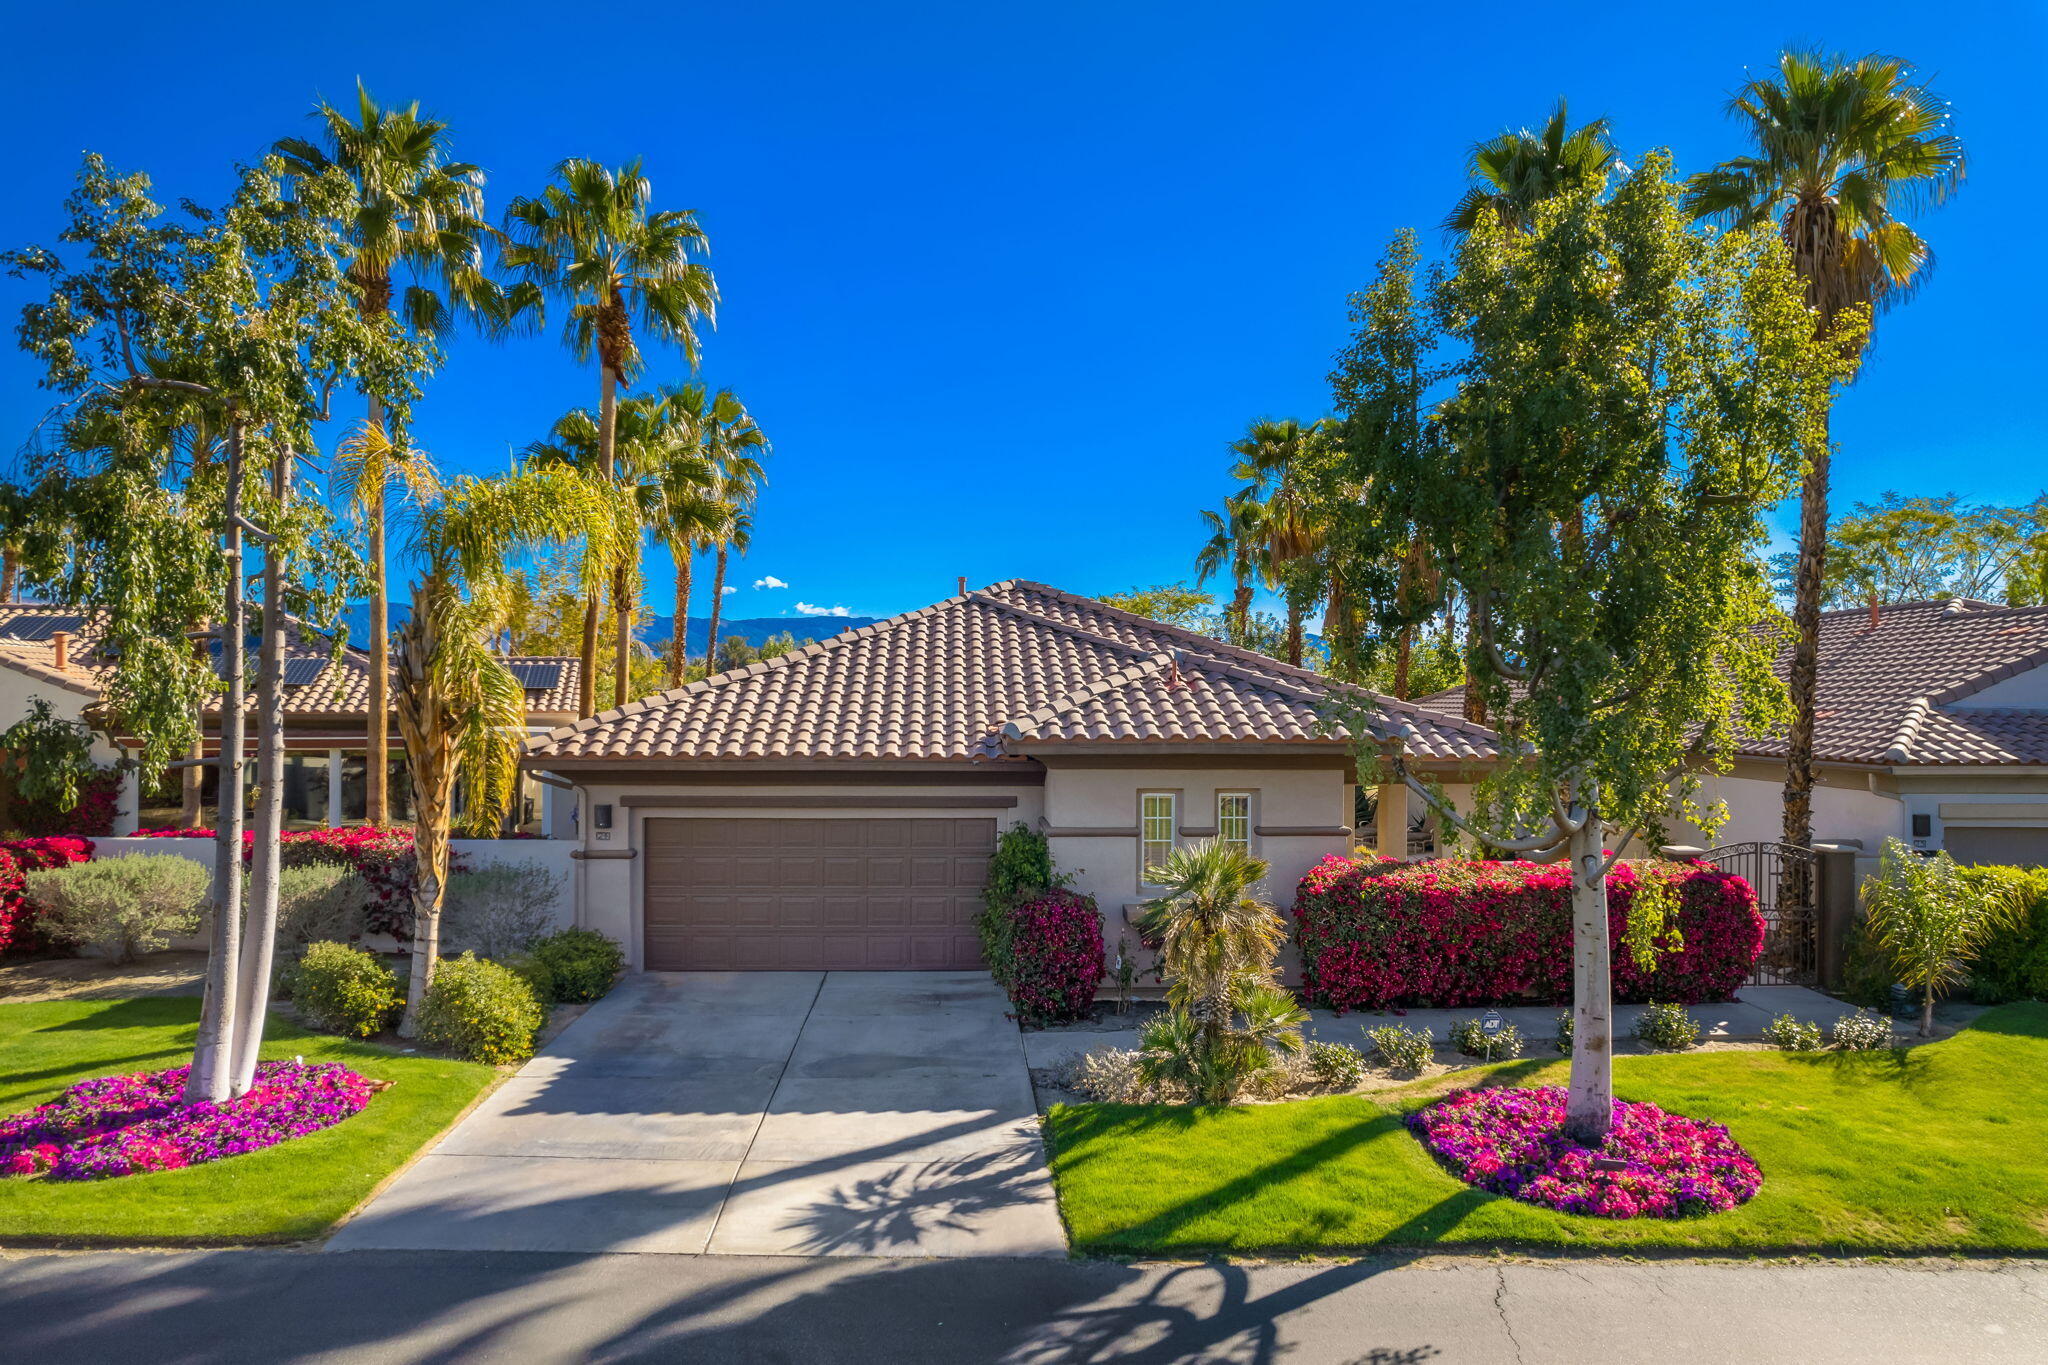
[1868,588,1881,632]
[51,631,68,671]
[957,576,967,597]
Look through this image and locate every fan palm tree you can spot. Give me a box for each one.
[691,391,769,670]
[1444,99,1616,236]
[277,83,500,825]
[633,386,722,686]
[1229,418,1343,667]
[1684,50,1963,856]
[1194,495,1268,647]
[502,160,717,714]
[375,434,630,1035]
[1135,840,1306,1103]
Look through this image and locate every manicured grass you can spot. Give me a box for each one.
[1046,1003,2048,1255]
[0,997,499,1245]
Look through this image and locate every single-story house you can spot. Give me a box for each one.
[0,600,581,835]
[1421,597,2048,869]
[524,579,1499,972]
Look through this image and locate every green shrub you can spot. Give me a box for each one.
[501,950,558,1006]
[1365,1022,1434,1073]
[25,854,209,962]
[1761,1012,1824,1052]
[1633,1001,1702,1050]
[416,952,546,1064]
[1863,839,2024,1036]
[1832,1009,1896,1052]
[443,860,564,959]
[528,928,625,1003]
[274,864,368,966]
[1303,1040,1367,1089]
[1553,1010,1574,1054]
[290,941,403,1038]
[1961,865,2048,1003]
[1448,1015,1524,1060]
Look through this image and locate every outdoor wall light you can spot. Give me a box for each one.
[593,803,613,831]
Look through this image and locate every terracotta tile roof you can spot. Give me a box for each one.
[0,602,580,726]
[527,580,1501,764]
[1415,598,2048,767]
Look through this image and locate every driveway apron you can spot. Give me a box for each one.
[326,971,1066,1258]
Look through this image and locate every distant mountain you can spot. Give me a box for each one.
[337,602,877,655]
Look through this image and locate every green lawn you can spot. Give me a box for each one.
[0,997,499,1245]
[1046,1002,2048,1256]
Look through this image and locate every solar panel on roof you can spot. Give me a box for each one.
[2,614,85,642]
[282,657,327,686]
[507,660,564,691]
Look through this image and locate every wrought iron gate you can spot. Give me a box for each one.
[1701,841,1817,986]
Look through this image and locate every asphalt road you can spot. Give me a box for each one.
[1,1249,2044,1363]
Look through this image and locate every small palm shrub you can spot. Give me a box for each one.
[291,942,404,1038]
[1366,1022,1434,1073]
[1633,1002,1702,1051]
[1761,1012,1824,1052]
[443,860,564,960]
[1134,841,1306,1103]
[274,864,369,967]
[1863,839,2022,1035]
[1303,1040,1367,1090]
[25,854,209,962]
[528,928,625,1003]
[1832,1009,1897,1052]
[415,952,547,1064]
[1553,1010,1574,1054]
[1448,1016,1524,1061]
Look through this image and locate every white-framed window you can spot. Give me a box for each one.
[1140,791,1177,885]
[1217,792,1252,854]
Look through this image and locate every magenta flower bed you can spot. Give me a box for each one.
[1409,1085,1762,1219]
[0,1061,374,1181]
[1293,855,1765,1011]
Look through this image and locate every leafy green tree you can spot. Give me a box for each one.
[1771,491,2048,607]
[1339,155,1842,1140]
[275,82,501,826]
[1098,583,1218,630]
[1862,838,2020,1036]
[503,161,717,714]
[1685,50,1964,860]
[1443,99,1616,235]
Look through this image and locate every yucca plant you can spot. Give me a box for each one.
[1135,840,1306,1102]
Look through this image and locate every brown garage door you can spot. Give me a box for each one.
[643,816,997,970]
[1943,825,2048,867]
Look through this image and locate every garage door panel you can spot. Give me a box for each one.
[644,817,994,970]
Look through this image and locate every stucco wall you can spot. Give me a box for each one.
[0,668,122,765]
[1951,663,2048,710]
[1667,764,1905,853]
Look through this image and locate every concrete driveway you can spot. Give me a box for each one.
[327,971,1066,1259]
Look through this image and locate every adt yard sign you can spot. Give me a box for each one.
[1481,1010,1504,1037]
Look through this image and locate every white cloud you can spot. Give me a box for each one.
[720,585,737,595]
[793,602,851,617]
[753,575,789,591]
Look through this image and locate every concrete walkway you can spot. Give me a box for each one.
[1024,984,1850,1069]
[328,971,1066,1259]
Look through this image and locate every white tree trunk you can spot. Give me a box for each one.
[1565,807,1614,1143]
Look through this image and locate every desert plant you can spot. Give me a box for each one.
[1366,1022,1434,1073]
[273,864,369,967]
[1065,1048,1178,1104]
[442,860,563,960]
[1832,1009,1897,1053]
[1633,1002,1703,1051]
[1761,1012,1825,1052]
[1303,1040,1368,1089]
[1552,1010,1574,1055]
[414,952,547,1064]
[1863,839,2022,1035]
[528,927,626,1003]
[1448,1015,1524,1061]
[1134,840,1306,1103]
[290,942,404,1038]
[25,854,208,963]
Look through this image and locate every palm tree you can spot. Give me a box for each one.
[634,386,721,686]
[1444,99,1615,235]
[691,391,769,670]
[375,435,630,1035]
[1194,495,1268,646]
[1229,418,1342,667]
[1685,51,1963,857]
[1135,840,1306,1103]
[276,82,499,827]
[502,160,717,715]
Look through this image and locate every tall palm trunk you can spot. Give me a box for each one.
[598,345,632,709]
[669,545,693,687]
[1393,626,1414,699]
[577,585,599,718]
[1228,579,1252,645]
[0,547,16,600]
[705,545,729,671]
[394,594,453,1037]
[187,418,249,1105]
[1563,794,1613,1143]
[1284,602,1304,668]
[1782,410,1829,857]
[1462,601,1487,725]
[365,395,390,825]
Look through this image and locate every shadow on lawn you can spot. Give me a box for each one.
[34,999,203,1034]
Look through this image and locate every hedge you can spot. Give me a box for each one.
[1292,854,1764,1011]
[0,836,96,955]
[1962,865,2048,1003]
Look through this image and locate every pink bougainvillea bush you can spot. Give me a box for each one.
[0,835,95,955]
[1409,1085,1762,1219]
[1293,855,1764,1012]
[984,888,1105,1025]
[0,1060,374,1181]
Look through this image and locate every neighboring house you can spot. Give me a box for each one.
[0,601,580,835]
[524,580,1498,972]
[1420,598,2048,869]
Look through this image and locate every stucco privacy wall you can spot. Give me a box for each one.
[88,836,579,952]
[563,780,1050,970]
[1665,763,1904,854]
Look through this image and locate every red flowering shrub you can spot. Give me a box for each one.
[1293,854,1763,1012]
[4,767,123,837]
[0,836,95,955]
[984,889,1105,1025]
[135,825,456,938]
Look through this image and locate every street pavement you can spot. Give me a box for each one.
[0,1247,2042,1363]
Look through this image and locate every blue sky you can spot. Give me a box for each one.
[3,2,2042,623]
